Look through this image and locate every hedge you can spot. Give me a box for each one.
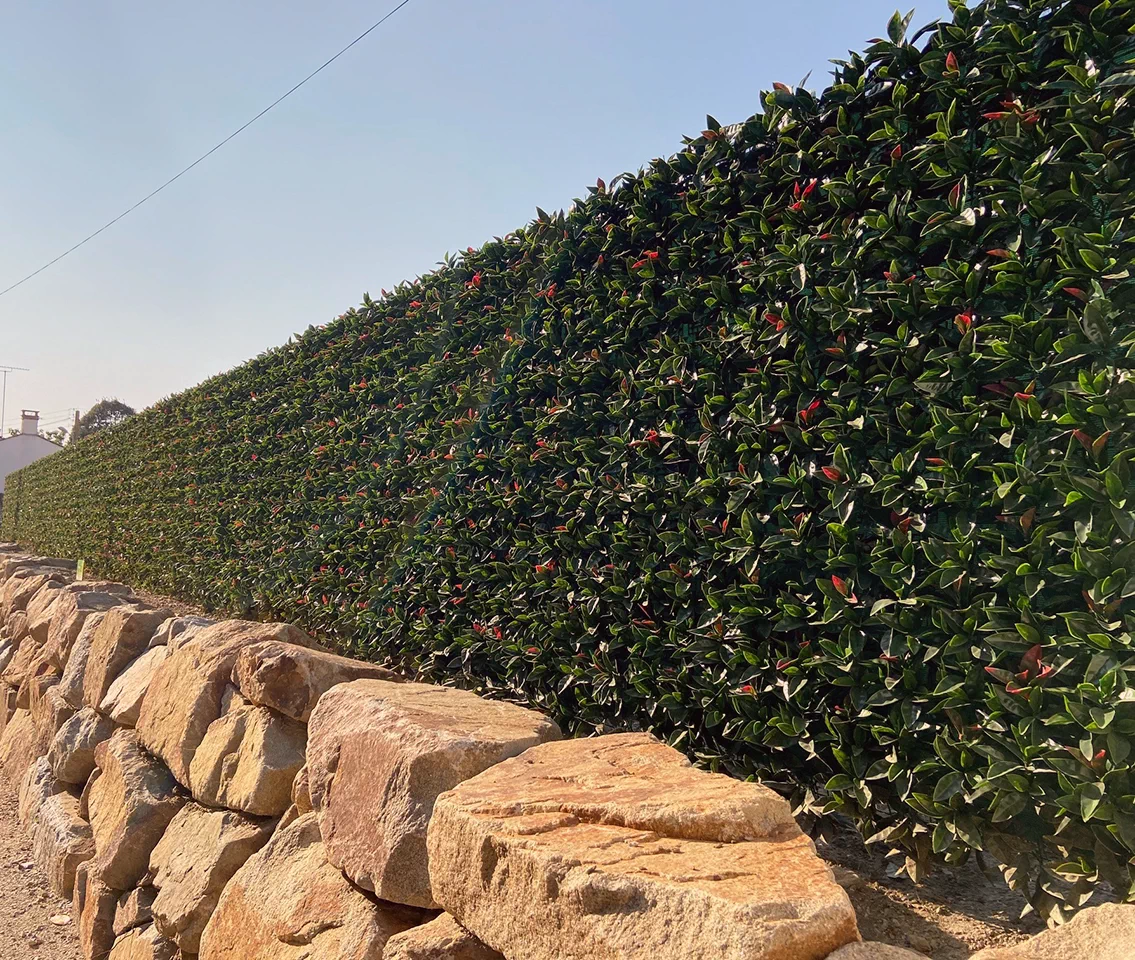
[5,0,1134,918]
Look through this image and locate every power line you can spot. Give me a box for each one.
[0,0,415,301]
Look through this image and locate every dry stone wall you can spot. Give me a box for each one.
[0,543,1126,960]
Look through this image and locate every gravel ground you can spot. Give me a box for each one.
[0,787,79,960]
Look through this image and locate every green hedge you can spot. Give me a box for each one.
[6,0,1134,917]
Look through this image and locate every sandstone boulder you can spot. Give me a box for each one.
[2,634,45,689]
[25,579,67,643]
[0,637,15,674]
[3,568,71,619]
[59,612,108,707]
[88,729,187,890]
[74,859,119,960]
[136,620,316,788]
[233,640,401,723]
[0,707,40,779]
[18,755,58,826]
[153,615,215,652]
[31,682,74,756]
[970,903,1135,959]
[32,784,94,897]
[307,679,561,908]
[50,707,118,784]
[199,813,426,960]
[148,802,276,953]
[428,732,859,960]
[16,647,59,709]
[292,763,312,816]
[83,604,171,709]
[827,945,931,959]
[383,913,503,960]
[100,646,169,727]
[188,687,306,816]
[79,773,99,822]
[4,609,29,644]
[0,683,17,732]
[45,587,134,668]
[115,886,158,937]
[107,924,179,960]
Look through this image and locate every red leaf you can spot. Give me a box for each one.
[831,575,849,597]
[945,50,958,72]
[822,466,844,482]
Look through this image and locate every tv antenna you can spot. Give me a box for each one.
[0,365,30,437]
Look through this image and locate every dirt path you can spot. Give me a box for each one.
[0,788,80,960]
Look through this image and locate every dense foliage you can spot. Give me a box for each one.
[5,0,1134,917]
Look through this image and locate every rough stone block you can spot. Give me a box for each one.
[970,902,1135,959]
[50,707,118,785]
[383,913,503,960]
[59,612,109,708]
[148,802,276,953]
[188,687,306,816]
[199,813,426,960]
[233,640,401,723]
[100,646,169,727]
[107,924,179,960]
[33,785,95,898]
[74,859,119,960]
[307,679,561,908]
[83,604,171,709]
[427,732,859,960]
[115,885,158,937]
[136,620,316,788]
[88,729,187,890]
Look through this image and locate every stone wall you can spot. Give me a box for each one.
[0,544,1127,960]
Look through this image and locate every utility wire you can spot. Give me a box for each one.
[0,0,415,300]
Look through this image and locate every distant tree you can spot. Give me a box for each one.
[75,399,136,440]
[42,426,69,445]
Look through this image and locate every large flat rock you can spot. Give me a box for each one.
[88,729,188,890]
[149,802,276,953]
[136,620,316,788]
[233,640,401,723]
[970,903,1135,959]
[307,679,561,908]
[427,732,858,960]
[188,687,306,816]
[199,812,427,960]
[83,604,171,709]
[383,913,503,960]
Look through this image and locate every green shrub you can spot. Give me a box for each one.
[5,0,1133,917]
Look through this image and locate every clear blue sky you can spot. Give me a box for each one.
[0,0,950,436]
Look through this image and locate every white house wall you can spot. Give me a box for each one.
[0,434,61,494]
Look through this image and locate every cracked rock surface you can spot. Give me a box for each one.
[428,732,858,960]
